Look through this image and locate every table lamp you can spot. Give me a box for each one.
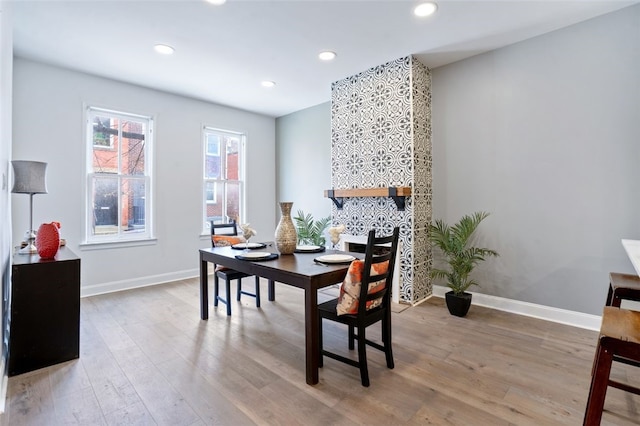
[11,160,48,255]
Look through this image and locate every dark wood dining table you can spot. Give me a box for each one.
[199,244,358,385]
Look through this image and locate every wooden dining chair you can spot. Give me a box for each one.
[317,227,400,386]
[210,221,260,316]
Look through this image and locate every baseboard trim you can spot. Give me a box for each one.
[431,285,602,331]
[80,269,199,298]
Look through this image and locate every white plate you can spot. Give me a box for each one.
[296,245,322,251]
[232,242,265,249]
[315,254,355,264]
[239,251,272,259]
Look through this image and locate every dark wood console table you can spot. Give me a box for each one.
[9,247,81,376]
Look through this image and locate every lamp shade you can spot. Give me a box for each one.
[11,161,48,194]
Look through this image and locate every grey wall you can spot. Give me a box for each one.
[275,103,332,225]
[431,5,640,315]
[276,5,640,316]
[12,59,276,295]
[0,0,13,407]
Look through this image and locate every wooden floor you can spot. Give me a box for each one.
[1,277,639,425]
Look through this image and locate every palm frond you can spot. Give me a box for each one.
[428,211,498,295]
[293,210,331,246]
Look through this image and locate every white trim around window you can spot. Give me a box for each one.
[83,106,155,245]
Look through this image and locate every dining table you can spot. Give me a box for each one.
[199,243,359,385]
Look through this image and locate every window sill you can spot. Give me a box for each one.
[79,238,158,251]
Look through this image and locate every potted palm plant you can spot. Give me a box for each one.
[293,210,331,247]
[428,211,499,317]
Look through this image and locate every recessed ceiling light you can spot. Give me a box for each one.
[261,81,276,88]
[414,2,438,17]
[205,0,227,5]
[154,44,174,55]
[319,51,337,61]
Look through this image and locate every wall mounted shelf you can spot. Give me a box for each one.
[324,187,412,211]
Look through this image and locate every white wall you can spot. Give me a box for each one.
[431,5,640,315]
[12,59,276,296]
[275,103,332,224]
[0,0,12,409]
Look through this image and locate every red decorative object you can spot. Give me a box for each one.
[36,222,61,259]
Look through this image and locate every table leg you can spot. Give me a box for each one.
[305,287,319,385]
[200,254,209,320]
[268,280,275,301]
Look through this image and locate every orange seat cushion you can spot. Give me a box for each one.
[212,235,246,272]
[212,235,245,247]
[336,259,389,316]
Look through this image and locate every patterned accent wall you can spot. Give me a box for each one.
[330,56,432,304]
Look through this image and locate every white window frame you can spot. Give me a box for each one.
[202,126,246,233]
[83,106,154,245]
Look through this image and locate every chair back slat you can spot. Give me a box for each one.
[211,221,239,237]
[356,227,400,316]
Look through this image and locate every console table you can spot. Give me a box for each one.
[9,247,81,376]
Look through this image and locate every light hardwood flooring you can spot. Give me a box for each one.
[1,277,639,425]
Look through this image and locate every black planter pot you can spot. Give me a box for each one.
[445,291,472,317]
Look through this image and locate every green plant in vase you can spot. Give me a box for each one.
[293,210,331,247]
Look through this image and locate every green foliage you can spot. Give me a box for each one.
[293,210,331,246]
[428,211,499,296]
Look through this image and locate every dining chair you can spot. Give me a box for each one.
[317,226,400,386]
[210,221,261,316]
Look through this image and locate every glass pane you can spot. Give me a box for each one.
[92,176,119,235]
[205,134,221,179]
[121,177,146,233]
[122,119,146,176]
[225,181,241,223]
[92,115,114,148]
[115,178,145,233]
[207,135,220,156]
[92,116,119,174]
[226,138,240,180]
[205,181,225,223]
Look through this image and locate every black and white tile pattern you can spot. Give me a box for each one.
[330,56,432,305]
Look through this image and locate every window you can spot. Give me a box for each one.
[85,107,153,243]
[203,127,245,232]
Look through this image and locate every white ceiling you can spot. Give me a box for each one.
[11,0,638,118]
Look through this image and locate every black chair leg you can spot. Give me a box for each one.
[358,326,370,387]
[225,279,231,316]
[236,278,242,301]
[214,273,231,316]
[255,276,261,307]
[383,316,394,369]
[213,275,220,307]
[348,325,355,350]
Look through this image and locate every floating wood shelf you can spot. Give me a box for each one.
[324,187,412,211]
